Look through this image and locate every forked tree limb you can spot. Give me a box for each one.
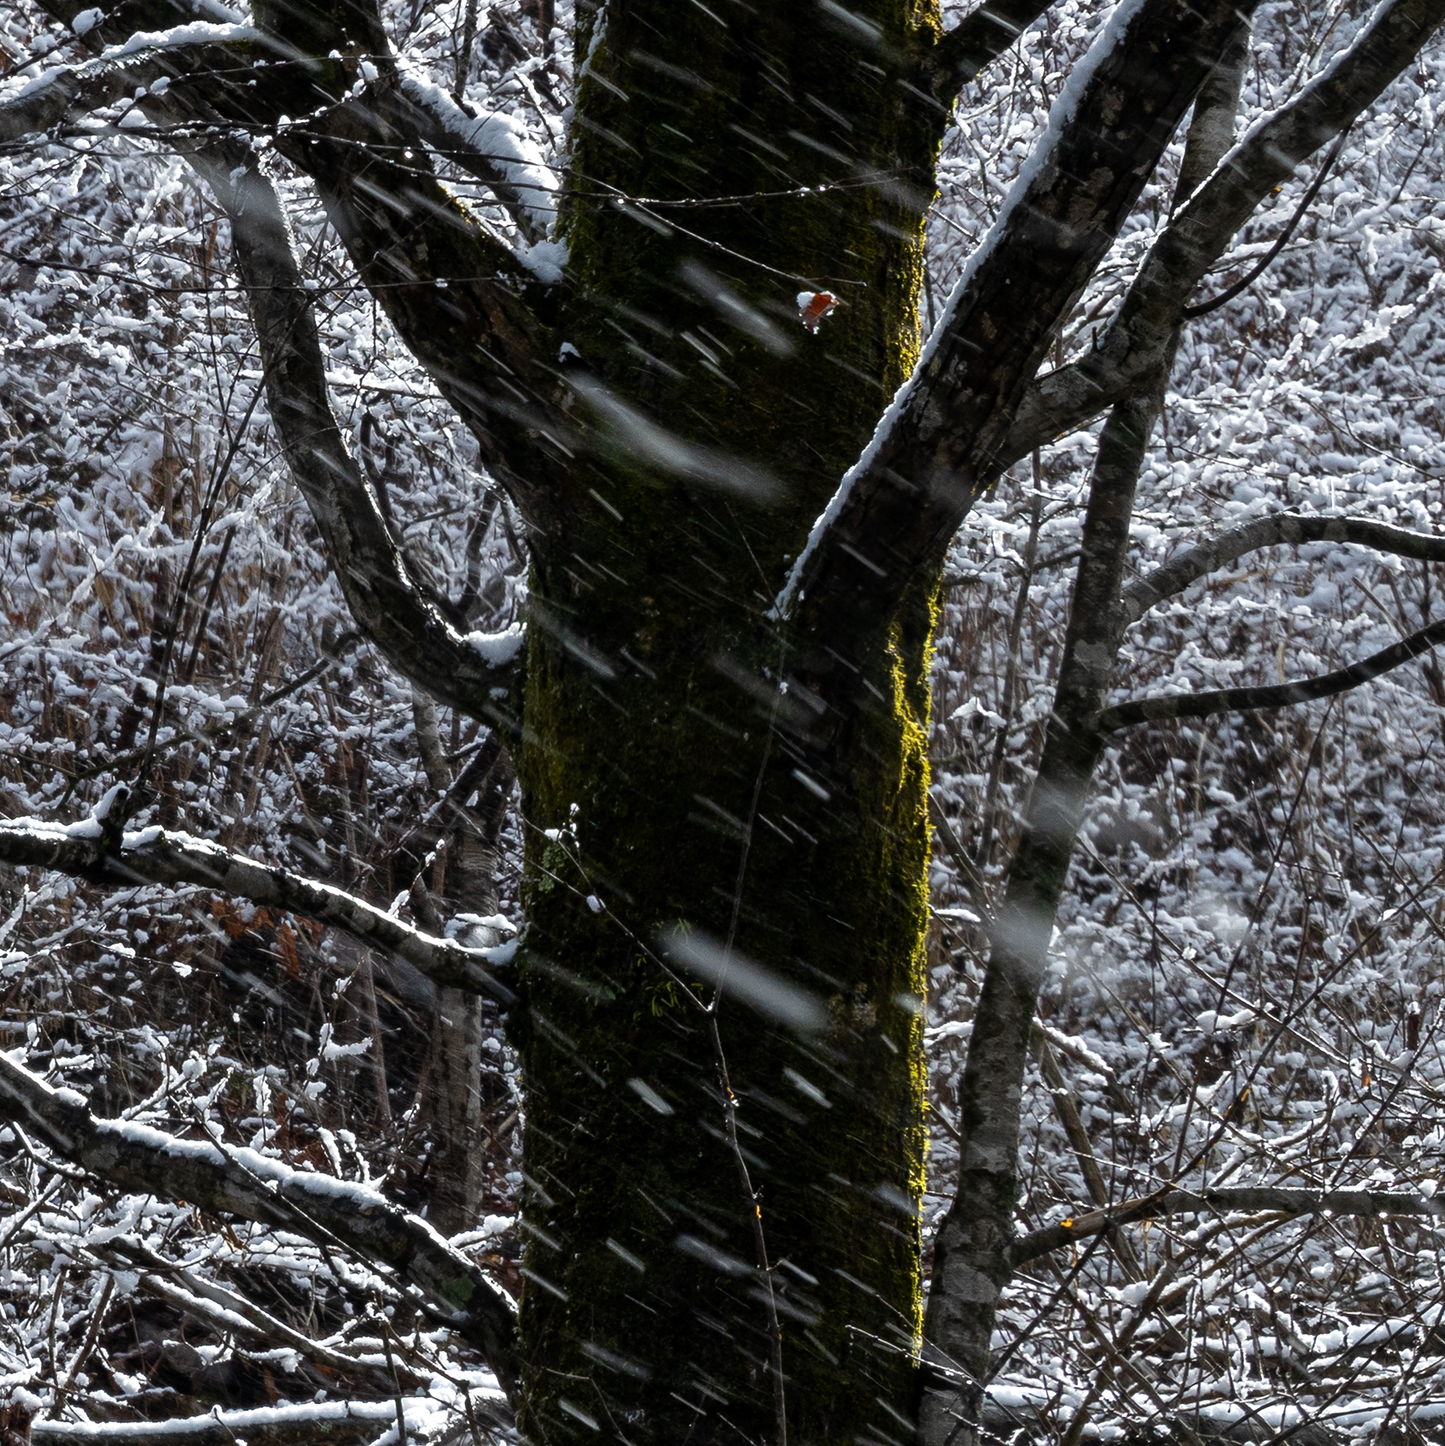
[0,1054,522,1402]
[1010,1185,1444,1267]
[1,44,543,723]
[0,813,518,1003]
[780,0,1256,677]
[1004,0,1445,463]
[18,0,569,529]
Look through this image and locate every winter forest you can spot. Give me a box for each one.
[5,0,1445,1441]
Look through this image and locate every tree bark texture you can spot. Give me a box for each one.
[511,7,939,1440]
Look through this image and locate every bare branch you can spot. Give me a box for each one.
[1097,511,1445,730]
[0,1054,522,1402]
[272,97,567,519]
[184,143,528,723]
[0,811,518,1004]
[1006,0,1445,460]
[1098,613,1445,731]
[1010,1185,1444,1268]
[1120,510,1445,626]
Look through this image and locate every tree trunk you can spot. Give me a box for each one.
[511,5,939,1440]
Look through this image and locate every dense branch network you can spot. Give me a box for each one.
[0,1054,523,1401]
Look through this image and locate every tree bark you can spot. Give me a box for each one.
[508,6,943,1440]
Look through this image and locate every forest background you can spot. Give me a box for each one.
[4,0,1445,1443]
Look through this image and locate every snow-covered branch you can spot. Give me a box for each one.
[0,33,258,147]
[1011,1185,1444,1267]
[1007,0,1445,460]
[0,1053,522,1403]
[186,143,529,725]
[1119,511,1445,626]
[30,1400,481,1446]
[1097,613,1445,730]
[395,67,558,243]
[0,811,519,1004]
[780,0,1250,686]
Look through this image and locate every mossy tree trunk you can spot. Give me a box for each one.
[512,7,941,1440]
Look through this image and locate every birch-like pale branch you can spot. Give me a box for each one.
[1119,511,1445,626]
[0,812,518,1003]
[1005,0,1445,461]
[1010,1185,1444,1267]
[0,1053,522,1401]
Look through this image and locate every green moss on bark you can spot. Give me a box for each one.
[509,4,943,1441]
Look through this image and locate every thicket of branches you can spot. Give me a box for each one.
[5,0,1445,1441]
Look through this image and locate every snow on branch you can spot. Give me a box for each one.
[0,1052,522,1403]
[187,146,529,725]
[777,0,1249,659]
[29,1396,509,1446]
[1011,1185,1444,1268]
[1119,510,1445,626]
[1097,613,1445,731]
[0,812,519,1004]
[1007,0,1445,462]
[396,65,558,243]
[0,33,256,146]
[33,1400,435,1446]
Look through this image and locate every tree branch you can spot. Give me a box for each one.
[31,1404,451,1446]
[0,811,518,1004]
[1119,510,1445,626]
[0,35,259,147]
[1010,1185,1444,1268]
[272,94,567,519]
[779,0,1252,684]
[1099,511,1445,732]
[915,0,1054,105]
[182,143,527,722]
[392,67,557,243]
[1098,613,1445,731]
[1005,0,1445,462]
[0,1054,522,1402]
